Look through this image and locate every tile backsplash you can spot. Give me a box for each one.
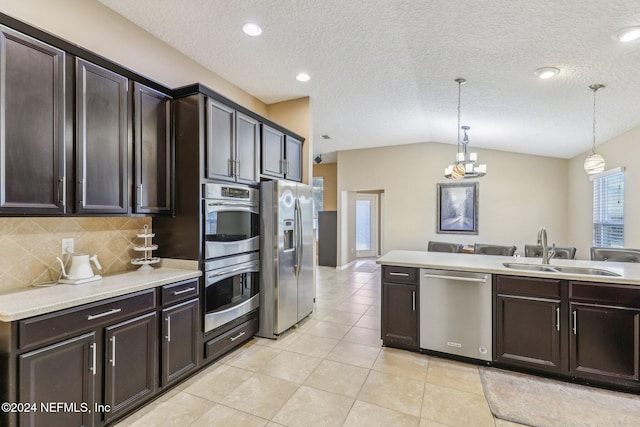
[0,217,152,292]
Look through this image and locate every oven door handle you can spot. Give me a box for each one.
[206,202,259,215]
[207,201,257,208]
[208,263,259,279]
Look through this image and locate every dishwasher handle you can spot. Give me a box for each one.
[422,273,487,283]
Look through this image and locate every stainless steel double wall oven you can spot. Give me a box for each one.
[202,183,260,333]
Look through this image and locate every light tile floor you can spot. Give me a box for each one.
[116,259,523,427]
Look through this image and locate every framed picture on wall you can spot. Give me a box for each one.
[437,182,478,234]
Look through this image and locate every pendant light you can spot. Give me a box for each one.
[444,78,486,179]
[584,84,606,174]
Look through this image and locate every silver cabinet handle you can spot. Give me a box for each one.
[87,308,122,321]
[90,342,97,376]
[412,291,416,311]
[79,179,86,207]
[556,307,560,331]
[235,160,240,178]
[389,272,409,277]
[137,184,142,207]
[573,310,577,335]
[166,315,171,342]
[173,287,196,296]
[110,336,116,367]
[228,158,233,177]
[230,331,246,342]
[58,176,66,207]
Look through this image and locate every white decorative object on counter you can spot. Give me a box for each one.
[131,224,160,270]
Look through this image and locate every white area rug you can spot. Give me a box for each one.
[479,367,640,427]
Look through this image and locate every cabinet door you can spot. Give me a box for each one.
[162,298,199,386]
[76,58,129,213]
[285,135,303,182]
[0,26,66,213]
[235,112,260,185]
[381,282,418,349]
[495,295,563,372]
[104,312,157,423]
[570,303,640,382]
[206,99,235,182]
[133,83,172,213]
[261,125,285,179]
[19,332,96,427]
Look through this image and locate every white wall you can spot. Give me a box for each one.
[337,141,570,263]
[338,191,357,266]
[568,124,640,257]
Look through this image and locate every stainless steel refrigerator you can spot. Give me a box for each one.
[257,180,314,339]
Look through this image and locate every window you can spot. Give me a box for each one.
[592,168,624,247]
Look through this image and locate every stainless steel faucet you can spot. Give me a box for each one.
[537,226,556,264]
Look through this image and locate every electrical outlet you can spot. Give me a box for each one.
[61,238,74,255]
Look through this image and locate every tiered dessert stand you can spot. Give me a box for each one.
[131,224,160,271]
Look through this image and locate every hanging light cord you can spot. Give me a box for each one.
[455,78,466,159]
[590,84,604,155]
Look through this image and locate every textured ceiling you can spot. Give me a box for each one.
[99,0,640,160]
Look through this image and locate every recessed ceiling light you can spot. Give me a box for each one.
[616,26,640,42]
[296,73,310,82]
[534,67,560,79]
[242,23,262,37]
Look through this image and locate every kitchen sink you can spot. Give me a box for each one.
[502,262,621,277]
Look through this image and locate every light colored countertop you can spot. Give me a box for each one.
[377,250,640,285]
[0,260,201,322]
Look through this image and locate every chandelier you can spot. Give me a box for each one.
[583,84,605,174]
[444,78,486,179]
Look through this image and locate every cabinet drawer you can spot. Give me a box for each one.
[19,289,156,350]
[205,316,258,361]
[569,281,640,309]
[161,278,199,307]
[383,266,418,284]
[496,275,562,299]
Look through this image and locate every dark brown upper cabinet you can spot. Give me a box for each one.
[0,25,67,214]
[76,58,130,214]
[206,98,259,185]
[261,124,285,179]
[133,82,172,214]
[235,111,260,185]
[261,124,303,182]
[285,135,303,182]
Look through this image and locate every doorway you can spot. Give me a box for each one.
[356,193,379,258]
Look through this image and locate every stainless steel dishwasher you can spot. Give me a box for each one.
[419,268,492,362]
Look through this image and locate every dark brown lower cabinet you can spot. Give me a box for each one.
[495,295,563,372]
[161,298,199,386]
[19,332,96,427]
[104,312,157,423]
[494,275,640,392]
[494,275,566,373]
[570,303,640,383]
[381,282,418,350]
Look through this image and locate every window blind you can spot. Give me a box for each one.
[592,170,624,247]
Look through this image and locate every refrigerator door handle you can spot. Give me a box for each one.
[294,198,303,277]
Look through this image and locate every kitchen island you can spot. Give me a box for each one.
[377,249,640,285]
[377,250,640,394]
